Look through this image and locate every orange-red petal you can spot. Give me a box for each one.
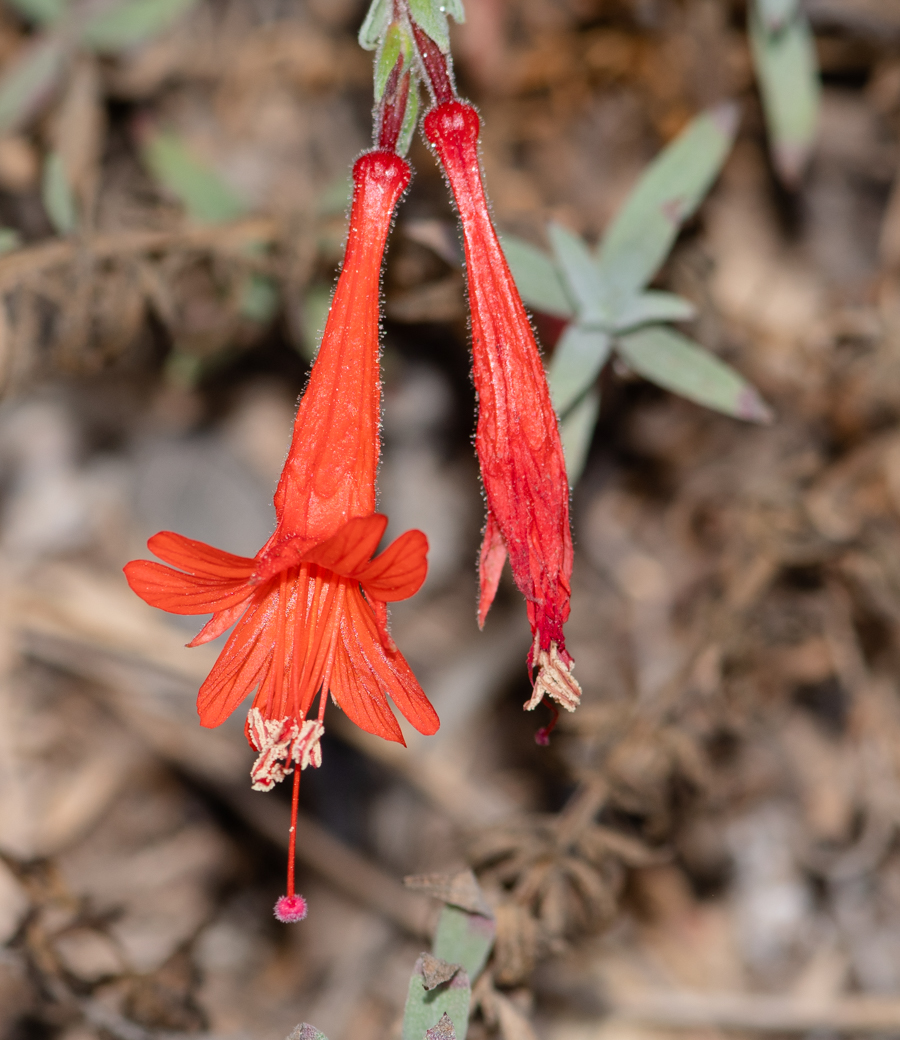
[337,586,439,737]
[124,559,253,615]
[147,531,255,580]
[356,528,428,602]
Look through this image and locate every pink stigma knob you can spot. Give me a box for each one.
[274,894,308,923]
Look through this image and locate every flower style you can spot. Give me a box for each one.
[125,150,439,921]
[424,100,581,731]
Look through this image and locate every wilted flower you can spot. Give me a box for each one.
[424,100,581,733]
[125,151,439,920]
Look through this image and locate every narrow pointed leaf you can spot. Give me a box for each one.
[42,151,77,235]
[0,37,65,135]
[757,0,798,32]
[614,290,696,331]
[548,221,608,324]
[444,0,465,23]
[501,234,574,319]
[408,0,451,51]
[596,103,739,305]
[749,1,819,186]
[397,80,419,156]
[5,0,66,25]
[358,0,391,49]
[403,958,470,1040]
[548,324,610,417]
[560,386,599,484]
[433,904,495,982]
[616,326,773,423]
[80,0,198,51]
[142,130,247,224]
[375,22,404,100]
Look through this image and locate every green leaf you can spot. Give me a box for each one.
[749,0,819,186]
[375,22,404,100]
[613,290,696,331]
[757,0,798,32]
[500,234,574,320]
[596,102,739,307]
[0,228,21,255]
[80,0,198,52]
[616,326,773,423]
[0,37,65,135]
[402,958,470,1040]
[42,150,77,235]
[560,387,599,484]
[548,221,608,325]
[5,0,66,26]
[358,0,391,50]
[548,324,611,417]
[432,904,495,982]
[443,0,465,23]
[407,0,456,52]
[396,80,419,157]
[142,131,247,224]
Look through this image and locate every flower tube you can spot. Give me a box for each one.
[125,151,438,921]
[424,100,581,728]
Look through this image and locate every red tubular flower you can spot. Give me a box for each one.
[125,151,438,920]
[424,100,581,727]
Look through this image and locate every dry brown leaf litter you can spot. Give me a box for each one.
[2,1,900,1039]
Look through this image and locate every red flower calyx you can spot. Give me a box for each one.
[424,100,581,722]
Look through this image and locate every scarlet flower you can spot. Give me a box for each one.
[125,150,439,921]
[424,101,581,731]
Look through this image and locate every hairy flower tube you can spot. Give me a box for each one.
[125,151,439,921]
[424,100,581,732]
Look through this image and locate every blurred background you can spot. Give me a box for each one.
[3,0,900,1038]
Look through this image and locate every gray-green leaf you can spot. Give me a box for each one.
[358,0,391,50]
[757,0,798,32]
[749,0,819,186]
[142,130,247,224]
[616,326,772,423]
[0,228,21,255]
[80,0,198,52]
[403,957,470,1040]
[432,904,495,983]
[375,21,405,100]
[42,150,77,235]
[596,102,739,307]
[5,0,65,26]
[396,80,420,156]
[548,324,610,417]
[501,234,574,319]
[0,37,65,135]
[548,221,608,325]
[560,386,599,484]
[614,290,696,331]
[407,0,457,53]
